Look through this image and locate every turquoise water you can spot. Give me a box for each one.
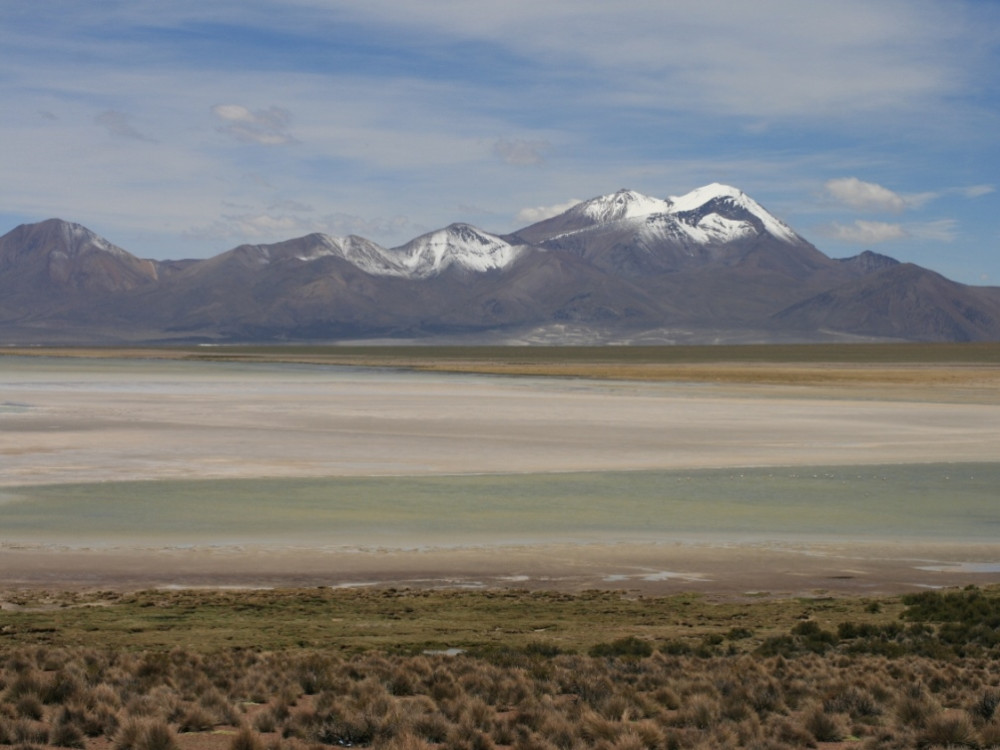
[1,463,997,548]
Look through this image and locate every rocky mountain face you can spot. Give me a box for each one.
[2,185,999,344]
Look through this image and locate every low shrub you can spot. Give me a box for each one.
[138,719,178,750]
[230,725,264,750]
[803,706,844,742]
[15,696,44,721]
[588,636,653,659]
[49,718,85,749]
[917,712,979,749]
[971,689,1000,723]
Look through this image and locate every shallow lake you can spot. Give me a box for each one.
[2,462,997,548]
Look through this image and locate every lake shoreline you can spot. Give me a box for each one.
[3,538,1000,600]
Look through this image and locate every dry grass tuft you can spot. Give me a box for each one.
[229,725,264,750]
[3,585,1000,750]
[918,712,979,749]
[803,705,845,742]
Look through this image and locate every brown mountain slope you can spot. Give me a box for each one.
[773,263,1000,342]
[0,219,158,297]
[0,220,161,339]
[3,216,1000,344]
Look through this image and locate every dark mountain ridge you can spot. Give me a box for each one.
[2,185,998,344]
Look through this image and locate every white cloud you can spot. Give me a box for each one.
[819,218,958,244]
[823,178,907,213]
[212,104,253,121]
[211,104,296,145]
[820,220,907,244]
[516,199,583,224]
[823,177,944,212]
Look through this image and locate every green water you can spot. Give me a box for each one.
[2,463,997,548]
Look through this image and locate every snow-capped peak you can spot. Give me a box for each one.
[571,189,673,223]
[668,183,746,212]
[668,183,799,243]
[240,224,522,279]
[387,223,522,278]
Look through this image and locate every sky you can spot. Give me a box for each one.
[2,1,999,284]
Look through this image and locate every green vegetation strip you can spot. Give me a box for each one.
[0,586,919,655]
[4,585,1000,660]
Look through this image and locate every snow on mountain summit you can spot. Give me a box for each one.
[571,189,674,223]
[667,183,746,212]
[270,225,522,278]
[388,223,522,278]
[220,183,804,281]
[668,183,799,243]
[520,184,803,249]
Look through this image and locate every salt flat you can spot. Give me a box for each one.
[3,356,1000,486]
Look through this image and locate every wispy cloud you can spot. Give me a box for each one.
[959,184,994,198]
[212,104,297,145]
[516,199,582,224]
[819,218,957,244]
[908,219,958,242]
[822,177,937,213]
[820,220,908,244]
[824,178,906,213]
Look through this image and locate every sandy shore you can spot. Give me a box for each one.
[3,354,1000,596]
[3,540,1000,599]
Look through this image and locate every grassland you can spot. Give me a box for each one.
[3,586,1000,749]
[0,586,903,654]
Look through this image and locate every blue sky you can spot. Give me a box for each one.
[2,1,998,284]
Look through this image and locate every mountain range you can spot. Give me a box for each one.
[2,183,999,344]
